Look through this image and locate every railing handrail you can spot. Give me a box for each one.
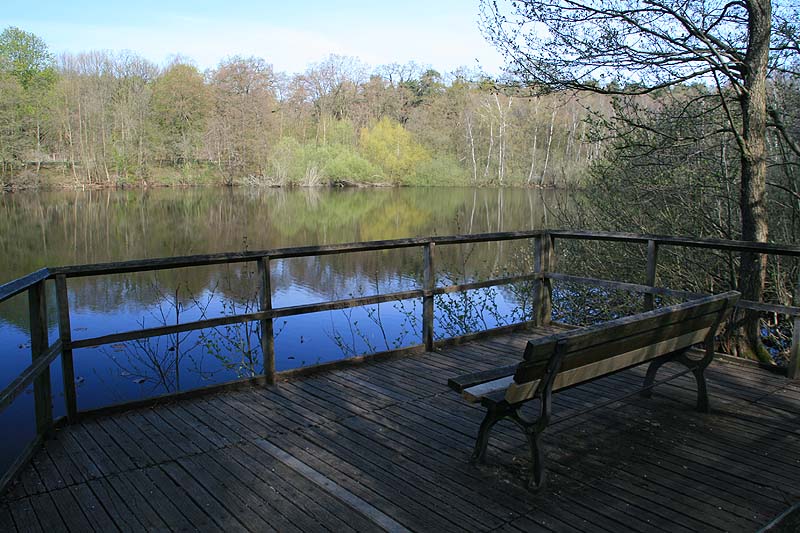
[47,230,549,279]
[0,268,50,305]
[3,229,799,304]
[549,230,800,256]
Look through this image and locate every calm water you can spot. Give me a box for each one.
[0,186,575,470]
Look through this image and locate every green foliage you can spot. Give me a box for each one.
[0,27,56,90]
[324,149,382,184]
[324,118,357,147]
[359,118,429,183]
[409,154,468,185]
[151,62,209,163]
[269,138,327,185]
[270,136,302,183]
[269,135,382,185]
[0,27,58,170]
[0,75,25,164]
[402,69,444,106]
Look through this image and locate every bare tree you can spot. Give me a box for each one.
[300,55,367,144]
[208,56,277,177]
[481,0,799,359]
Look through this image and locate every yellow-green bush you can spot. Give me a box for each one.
[359,118,429,183]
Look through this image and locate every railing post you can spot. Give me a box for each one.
[789,269,800,380]
[644,240,659,311]
[258,257,276,385]
[28,281,52,435]
[423,242,436,351]
[55,275,78,422]
[533,234,554,326]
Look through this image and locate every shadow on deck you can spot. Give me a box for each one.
[2,325,799,532]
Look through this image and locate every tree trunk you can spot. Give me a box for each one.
[484,121,494,181]
[736,0,772,363]
[527,97,541,185]
[466,114,478,185]
[540,105,557,187]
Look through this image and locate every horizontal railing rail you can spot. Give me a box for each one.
[69,289,428,350]
[49,230,547,278]
[546,272,800,317]
[0,268,49,305]
[0,229,798,496]
[0,340,61,413]
[46,229,800,280]
[549,230,800,256]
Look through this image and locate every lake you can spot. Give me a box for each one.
[0,186,577,471]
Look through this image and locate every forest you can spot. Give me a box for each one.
[0,26,609,189]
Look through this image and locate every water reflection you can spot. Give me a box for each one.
[0,187,570,420]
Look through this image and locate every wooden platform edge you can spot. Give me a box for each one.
[0,415,68,498]
[715,352,789,376]
[757,501,800,532]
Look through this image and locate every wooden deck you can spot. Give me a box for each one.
[2,326,799,532]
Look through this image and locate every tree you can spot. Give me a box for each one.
[0,27,57,173]
[151,61,209,165]
[481,0,799,360]
[0,27,610,188]
[108,52,158,179]
[0,75,25,174]
[0,27,56,90]
[300,55,367,144]
[209,56,277,175]
[403,68,445,106]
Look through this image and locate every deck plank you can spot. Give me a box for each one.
[105,471,169,530]
[141,464,221,531]
[259,432,463,532]
[27,493,66,532]
[48,487,93,532]
[214,444,362,532]
[8,497,41,532]
[298,423,502,531]
[171,455,270,532]
[0,505,16,533]
[67,483,119,533]
[2,326,798,532]
[84,477,145,532]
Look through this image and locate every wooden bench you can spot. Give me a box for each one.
[447,290,740,489]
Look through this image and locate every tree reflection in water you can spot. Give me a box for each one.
[0,187,569,410]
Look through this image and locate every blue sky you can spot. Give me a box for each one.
[2,0,504,74]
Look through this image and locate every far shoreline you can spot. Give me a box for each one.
[1,166,574,193]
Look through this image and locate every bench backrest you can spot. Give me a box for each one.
[504,291,740,404]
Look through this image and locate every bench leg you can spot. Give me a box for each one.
[642,350,711,412]
[471,343,564,490]
[509,408,548,491]
[674,351,711,413]
[692,367,710,413]
[524,427,546,490]
[471,404,549,489]
[471,407,501,464]
[640,356,669,399]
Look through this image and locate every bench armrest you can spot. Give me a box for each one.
[463,376,515,403]
[447,364,517,393]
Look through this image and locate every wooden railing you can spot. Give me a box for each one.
[0,229,799,491]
